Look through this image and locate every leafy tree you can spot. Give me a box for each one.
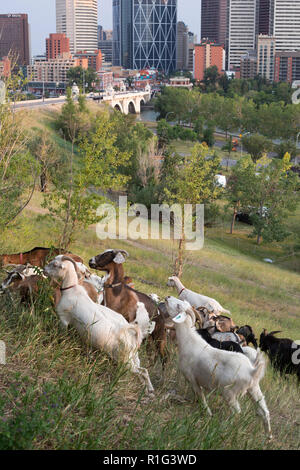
[43,112,130,250]
[226,155,256,233]
[202,66,220,92]
[66,66,98,92]
[0,75,37,231]
[55,88,90,143]
[275,141,297,160]
[241,133,272,162]
[202,124,215,147]
[227,153,299,244]
[29,130,60,192]
[157,119,172,151]
[163,144,221,276]
[248,154,298,244]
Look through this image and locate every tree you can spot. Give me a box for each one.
[29,130,60,192]
[162,144,221,276]
[226,155,256,234]
[66,66,98,92]
[241,133,272,162]
[157,119,172,151]
[202,124,215,147]
[227,153,299,244]
[43,112,130,250]
[275,141,297,160]
[202,66,220,92]
[0,75,37,232]
[56,88,90,143]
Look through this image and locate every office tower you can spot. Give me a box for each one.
[272,0,300,52]
[194,42,225,81]
[227,0,257,70]
[98,40,113,64]
[56,0,98,54]
[257,0,273,35]
[113,0,177,74]
[0,14,30,65]
[46,33,70,60]
[187,32,196,72]
[257,34,276,80]
[176,22,188,70]
[201,0,228,45]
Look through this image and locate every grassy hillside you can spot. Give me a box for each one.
[0,107,299,450]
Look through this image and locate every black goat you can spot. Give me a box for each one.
[236,325,258,349]
[259,330,300,382]
[197,328,244,354]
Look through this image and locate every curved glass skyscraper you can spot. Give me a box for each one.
[113,0,177,74]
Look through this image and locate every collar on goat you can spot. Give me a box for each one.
[104,281,123,289]
[60,285,77,291]
[179,287,185,296]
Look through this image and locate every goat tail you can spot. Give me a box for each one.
[221,308,232,316]
[251,348,266,384]
[119,324,143,350]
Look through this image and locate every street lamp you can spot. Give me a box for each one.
[240,131,250,157]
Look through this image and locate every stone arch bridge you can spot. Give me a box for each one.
[102,89,151,115]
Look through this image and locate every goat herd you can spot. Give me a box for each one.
[1,246,300,441]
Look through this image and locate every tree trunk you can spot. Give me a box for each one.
[230,201,240,234]
[40,172,47,192]
[175,229,185,278]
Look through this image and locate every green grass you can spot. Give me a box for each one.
[0,107,299,450]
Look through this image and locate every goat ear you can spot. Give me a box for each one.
[269,330,282,336]
[113,252,126,264]
[173,312,187,324]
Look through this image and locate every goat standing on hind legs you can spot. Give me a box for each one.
[164,297,272,440]
[44,256,154,395]
[89,249,169,365]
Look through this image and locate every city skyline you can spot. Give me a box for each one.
[0,0,201,57]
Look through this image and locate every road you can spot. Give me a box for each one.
[13,96,66,110]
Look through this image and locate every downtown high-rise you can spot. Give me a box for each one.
[201,0,228,45]
[0,14,30,65]
[227,0,257,70]
[56,0,98,54]
[113,0,177,74]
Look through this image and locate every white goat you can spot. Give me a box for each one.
[165,296,272,439]
[44,256,154,395]
[134,302,156,341]
[167,276,231,316]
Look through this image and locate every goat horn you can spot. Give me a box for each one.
[269,330,282,336]
[186,307,196,326]
[192,307,203,325]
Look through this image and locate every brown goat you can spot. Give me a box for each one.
[89,249,168,363]
[0,247,83,268]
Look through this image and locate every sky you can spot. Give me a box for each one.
[0,0,201,56]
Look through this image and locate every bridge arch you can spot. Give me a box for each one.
[114,102,123,112]
[128,101,136,114]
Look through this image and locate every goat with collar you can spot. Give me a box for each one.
[167,276,231,316]
[44,256,154,395]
